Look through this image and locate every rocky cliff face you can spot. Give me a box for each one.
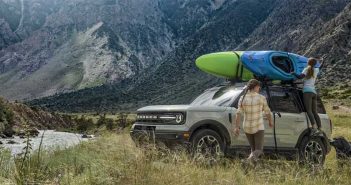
[1,0,351,112]
[236,0,351,86]
[0,0,177,100]
[29,0,280,112]
[0,18,18,49]
[0,0,62,47]
[304,3,351,86]
[1,0,246,100]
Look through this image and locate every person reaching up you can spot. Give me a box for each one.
[292,57,324,134]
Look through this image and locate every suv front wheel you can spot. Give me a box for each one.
[191,129,225,159]
[299,136,326,166]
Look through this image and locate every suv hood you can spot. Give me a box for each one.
[137,105,227,112]
[137,105,191,112]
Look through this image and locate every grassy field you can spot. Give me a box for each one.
[0,100,350,185]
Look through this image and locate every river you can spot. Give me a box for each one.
[0,130,92,155]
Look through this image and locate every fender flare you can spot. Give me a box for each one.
[189,119,231,146]
[295,128,331,153]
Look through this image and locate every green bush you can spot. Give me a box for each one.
[96,114,107,128]
[0,97,14,134]
[76,116,94,133]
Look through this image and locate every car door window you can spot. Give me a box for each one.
[269,89,301,113]
[297,90,326,114]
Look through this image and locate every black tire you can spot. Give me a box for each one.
[190,129,225,159]
[298,136,327,166]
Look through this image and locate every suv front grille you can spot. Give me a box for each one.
[136,112,186,125]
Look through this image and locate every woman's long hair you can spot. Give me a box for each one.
[306,58,317,79]
[240,79,261,108]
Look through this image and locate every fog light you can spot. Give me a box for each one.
[183,132,190,140]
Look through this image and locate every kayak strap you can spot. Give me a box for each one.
[233,52,244,82]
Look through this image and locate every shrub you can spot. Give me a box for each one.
[76,116,94,133]
[96,114,107,128]
[106,118,114,130]
[0,97,14,134]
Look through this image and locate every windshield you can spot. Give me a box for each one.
[191,85,243,107]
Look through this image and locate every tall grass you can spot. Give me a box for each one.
[0,102,350,184]
[0,132,350,185]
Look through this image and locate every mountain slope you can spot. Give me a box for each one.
[15,0,351,112]
[237,0,351,86]
[0,0,236,100]
[304,3,351,85]
[0,18,19,49]
[0,0,177,100]
[29,0,278,112]
[0,22,134,99]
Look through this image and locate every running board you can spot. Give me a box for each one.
[225,146,298,159]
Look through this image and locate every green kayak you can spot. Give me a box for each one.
[195,51,253,81]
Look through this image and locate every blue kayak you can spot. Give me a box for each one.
[240,51,317,81]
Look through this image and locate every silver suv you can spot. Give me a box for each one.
[130,82,332,164]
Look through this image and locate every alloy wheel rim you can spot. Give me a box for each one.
[195,135,221,158]
[304,140,324,165]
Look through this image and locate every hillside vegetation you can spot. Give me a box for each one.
[0,97,78,136]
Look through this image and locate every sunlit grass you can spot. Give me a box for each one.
[325,100,351,140]
[0,100,350,184]
[2,131,351,185]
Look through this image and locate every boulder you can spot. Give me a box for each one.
[7,140,18,144]
[16,128,40,138]
[3,127,15,138]
[17,130,26,138]
[29,128,40,137]
[82,134,94,139]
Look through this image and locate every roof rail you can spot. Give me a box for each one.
[226,76,303,89]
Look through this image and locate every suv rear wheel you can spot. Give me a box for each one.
[299,136,326,166]
[191,129,225,159]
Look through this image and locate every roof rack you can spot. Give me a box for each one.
[226,76,304,89]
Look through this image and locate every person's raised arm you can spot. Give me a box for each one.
[291,65,311,79]
[291,72,305,79]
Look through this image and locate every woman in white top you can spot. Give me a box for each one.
[292,58,324,134]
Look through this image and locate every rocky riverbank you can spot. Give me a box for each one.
[0,97,80,139]
[0,130,94,155]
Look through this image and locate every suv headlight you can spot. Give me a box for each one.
[136,112,186,124]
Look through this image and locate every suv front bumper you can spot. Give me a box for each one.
[130,122,190,146]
